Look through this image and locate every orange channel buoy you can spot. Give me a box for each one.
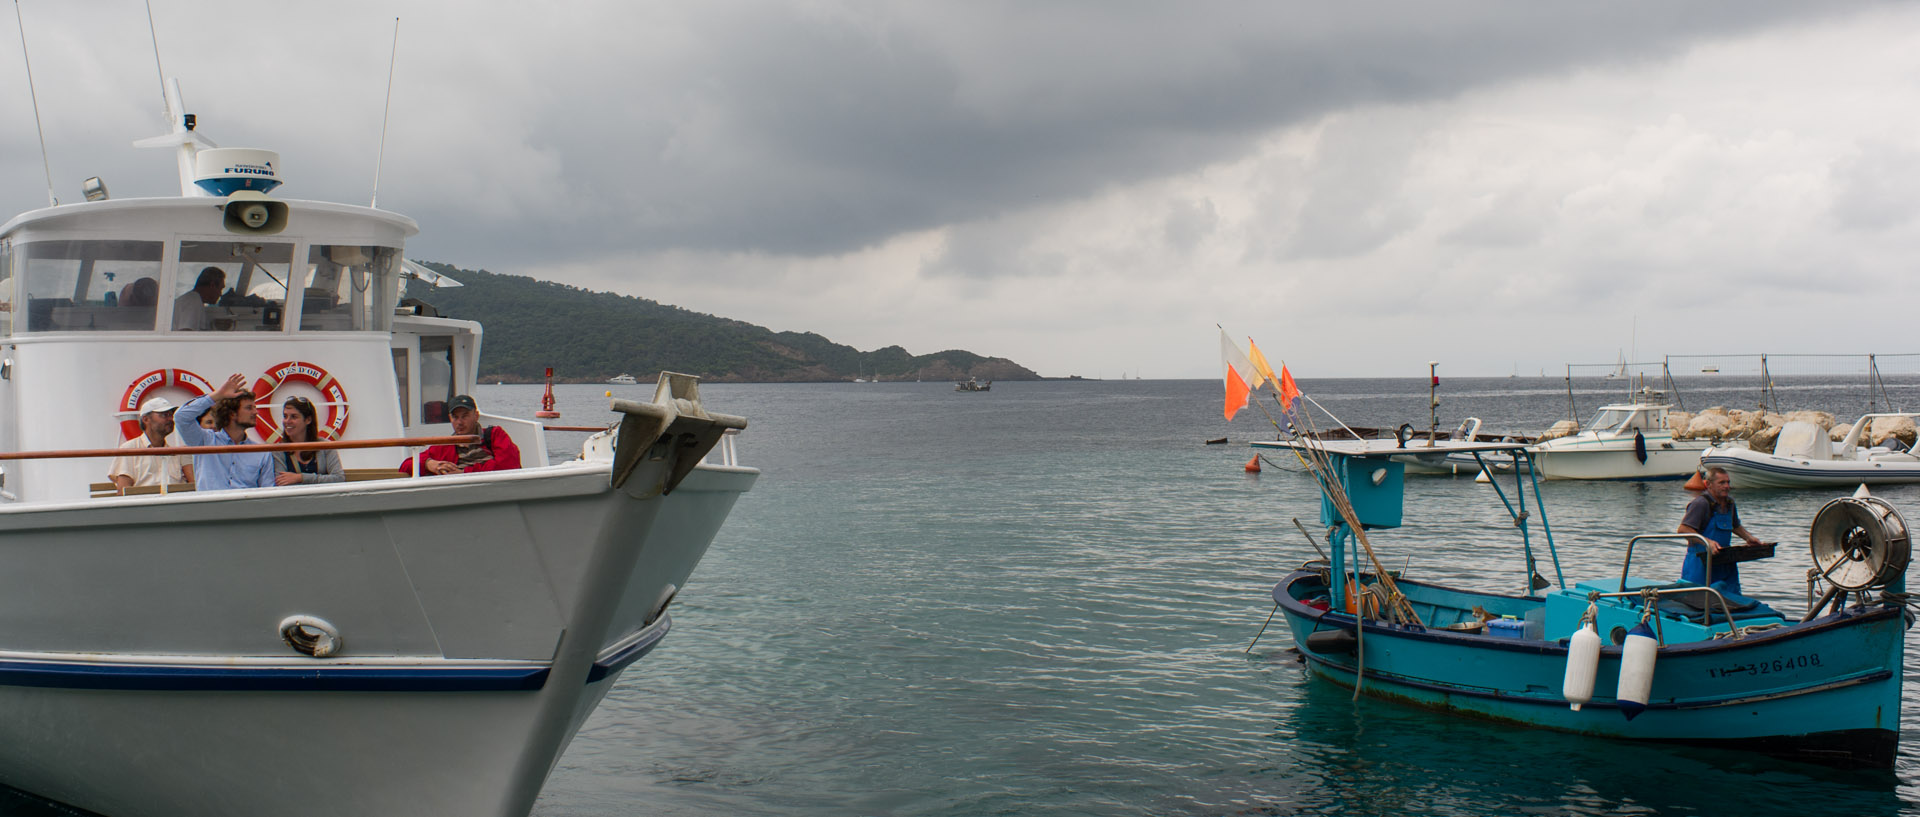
[1683,471,1707,491]
[1245,456,1261,473]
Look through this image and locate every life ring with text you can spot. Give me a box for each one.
[251,361,350,442]
[118,368,212,440]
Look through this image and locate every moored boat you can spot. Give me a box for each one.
[1265,437,1911,767]
[1528,389,1714,480]
[1704,414,1920,488]
[0,79,758,816]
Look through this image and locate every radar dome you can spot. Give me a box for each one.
[193,148,281,196]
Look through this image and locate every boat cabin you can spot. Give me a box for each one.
[1581,402,1669,437]
[0,195,535,504]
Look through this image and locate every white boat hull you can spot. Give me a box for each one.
[1704,447,1920,489]
[0,454,755,817]
[1529,434,1709,481]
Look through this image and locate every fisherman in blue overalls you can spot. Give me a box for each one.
[1676,466,1765,594]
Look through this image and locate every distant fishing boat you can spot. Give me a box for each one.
[955,377,992,392]
[607,373,638,385]
[1701,365,1720,373]
[1257,435,1913,768]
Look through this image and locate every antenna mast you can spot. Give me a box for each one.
[145,0,167,112]
[371,16,400,209]
[13,0,56,207]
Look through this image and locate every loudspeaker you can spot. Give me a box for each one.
[222,192,288,235]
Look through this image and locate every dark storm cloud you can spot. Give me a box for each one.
[390,0,1883,268]
[0,1,1892,277]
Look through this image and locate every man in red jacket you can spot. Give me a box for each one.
[399,394,523,475]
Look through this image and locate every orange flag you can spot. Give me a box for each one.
[1278,365,1302,413]
[1219,328,1261,420]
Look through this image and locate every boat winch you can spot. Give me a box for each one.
[1809,496,1911,591]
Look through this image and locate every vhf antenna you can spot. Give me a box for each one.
[145,0,167,116]
[13,0,55,206]
[371,16,399,209]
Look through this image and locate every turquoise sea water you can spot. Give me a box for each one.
[517,376,1920,817]
[7,376,1919,816]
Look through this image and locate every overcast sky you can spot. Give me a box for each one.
[2,2,1915,378]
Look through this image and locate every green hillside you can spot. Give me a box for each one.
[410,262,1039,383]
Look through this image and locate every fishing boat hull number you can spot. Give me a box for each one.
[1708,653,1821,678]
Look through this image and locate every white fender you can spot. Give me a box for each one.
[1561,618,1601,711]
[1616,621,1658,720]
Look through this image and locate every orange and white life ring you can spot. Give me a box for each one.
[251,360,350,442]
[118,368,212,440]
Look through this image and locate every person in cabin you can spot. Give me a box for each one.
[170,267,225,331]
[175,374,276,490]
[106,397,193,494]
[398,394,522,476]
[272,396,345,485]
[1676,467,1765,594]
[119,277,159,308]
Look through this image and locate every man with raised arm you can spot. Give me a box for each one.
[176,373,275,490]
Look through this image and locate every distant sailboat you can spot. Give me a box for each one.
[1604,351,1628,380]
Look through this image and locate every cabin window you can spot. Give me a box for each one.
[16,239,165,332]
[392,348,410,426]
[1586,409,1630,433]
[419,336,456,424]
[173,241,292,332]
[301,245,399,332]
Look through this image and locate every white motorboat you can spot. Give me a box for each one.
[0,82,757,816]
[1703,414,1920,488]
[607,373,638,385]
[1528,390,1711,480]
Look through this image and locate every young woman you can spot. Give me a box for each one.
[273,396,346,485]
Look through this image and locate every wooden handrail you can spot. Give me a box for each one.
[0,435,479,461]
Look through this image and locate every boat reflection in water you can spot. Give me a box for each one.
[0,81,756,816]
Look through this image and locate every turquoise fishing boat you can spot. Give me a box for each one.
[1256,437,1913,767]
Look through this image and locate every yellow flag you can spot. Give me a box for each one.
[1247,338,1280,386]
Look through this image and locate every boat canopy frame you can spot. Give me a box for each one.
[1296,439,1564,611]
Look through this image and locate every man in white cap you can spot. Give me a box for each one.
[107,396,195,495]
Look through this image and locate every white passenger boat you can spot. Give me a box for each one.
[1703,414,1920,488]
[608,373,639,385]
[1529,390,1711,481]
[0,82,756,817]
